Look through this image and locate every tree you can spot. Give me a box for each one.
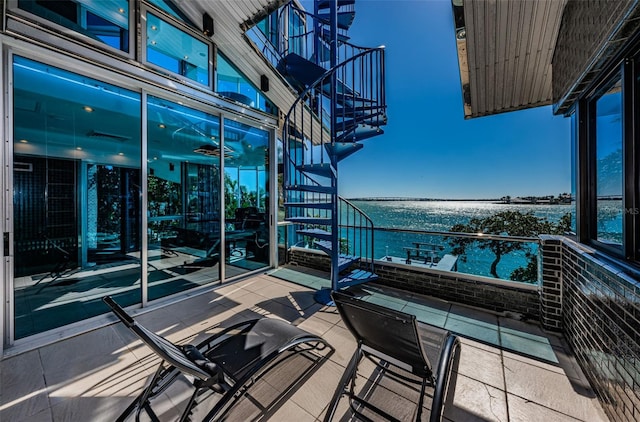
[447,211,571,281]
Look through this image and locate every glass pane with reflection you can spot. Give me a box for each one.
[224,119,270,278]
[595,79,623,246]
[146,13,209,86]
[147,96,221,300]
[18,0,130,52]
[12,56,141,339]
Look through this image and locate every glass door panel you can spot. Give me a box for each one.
[12,56,141,339]
[146,96,221,300]
[224,119,270,278]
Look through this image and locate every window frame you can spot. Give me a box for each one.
[7,0,135,58]
[581,58,640,263]
[140,3,213,90]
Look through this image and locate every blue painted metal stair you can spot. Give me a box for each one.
[277,0,386,298]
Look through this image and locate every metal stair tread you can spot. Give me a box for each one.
[284,201,332,209]
[296,228,332,241]
[338,269,379,288]
[336,127,384,143]
[296,162,335,177]
[324,142,363,162]
[288,216,331,225]
[316,11,355,30]
[285,184,335,194]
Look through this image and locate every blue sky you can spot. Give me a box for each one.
[327,0,571,199]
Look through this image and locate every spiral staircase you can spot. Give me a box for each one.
[277,0,387,303]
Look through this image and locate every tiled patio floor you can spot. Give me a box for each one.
[1,271,609,421]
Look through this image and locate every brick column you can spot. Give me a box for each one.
[539,235,563,331]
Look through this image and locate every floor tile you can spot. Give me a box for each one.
[443,373,508,422]
[503,356,605,421]
[405,303,448,327]
[500,331,558,363]
[445,315,500,345]
[0,349,50,422]
[507,393,583,422]
[455,343,505,390]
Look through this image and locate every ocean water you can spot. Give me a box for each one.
[349,200,573,281]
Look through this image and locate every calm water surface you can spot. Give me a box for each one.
[349,200,573,281]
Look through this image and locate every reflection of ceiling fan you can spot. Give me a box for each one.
[193,144,233,158]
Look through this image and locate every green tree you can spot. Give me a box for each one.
[447,211,570,281]
[224,174,238,219]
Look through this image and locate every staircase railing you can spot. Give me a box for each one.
[283,46,386,167]
[281,3,368,67]
[338,197,375,272]
[283,45,385,272]
[246,2,372,74]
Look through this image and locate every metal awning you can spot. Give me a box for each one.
[453,0,567,119]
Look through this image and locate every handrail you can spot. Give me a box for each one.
[338,197,375,272]
[374,227,539,244]
[284,46,386,124]
[281,0,386,284]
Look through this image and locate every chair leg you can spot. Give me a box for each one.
[117,363,165,422]
[414,376,428,421]
[323,348,363,422]
[179,388,204,422]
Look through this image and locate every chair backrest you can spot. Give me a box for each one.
[102,296,211,381]
[331,291,433,377]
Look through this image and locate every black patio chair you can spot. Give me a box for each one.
[325,291,460,422]
[102,296,331,421]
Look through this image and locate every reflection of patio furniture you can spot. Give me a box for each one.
[227,207,266,259]
[33,234,74,293]
[161,228,219,262]
[403,242,444,265]
[102,295,332,421]
[232,206,264,230]
[325,291,460,422]
[224,230,258,258]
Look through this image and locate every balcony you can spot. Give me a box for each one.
[1,269,607,421]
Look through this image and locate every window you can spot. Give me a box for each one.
[144,12,210,86]
[256,10,279,47]
[17,0,130,52]
[146,0,193,24]
[216,52,277,115]
[592,78,623,248]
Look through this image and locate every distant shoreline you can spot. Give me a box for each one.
[348,197,499,202]
[348,197,575,204]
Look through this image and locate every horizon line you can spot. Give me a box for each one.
[347,195,573,202]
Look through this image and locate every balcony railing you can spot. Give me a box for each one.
[280,223,541,286]
[373,227,540,285]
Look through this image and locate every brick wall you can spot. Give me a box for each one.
[288,247,540,318]
[373,261,540,318]
[539,235,563,331]
[556,239,640,422]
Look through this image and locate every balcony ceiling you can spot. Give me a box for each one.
[456,0,567,119]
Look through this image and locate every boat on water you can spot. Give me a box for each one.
[381,241,458,271]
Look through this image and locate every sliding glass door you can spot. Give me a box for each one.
[224,119,270,278]
[146,96,221,300]
[8,55,271,342]
[12,56,142,339]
